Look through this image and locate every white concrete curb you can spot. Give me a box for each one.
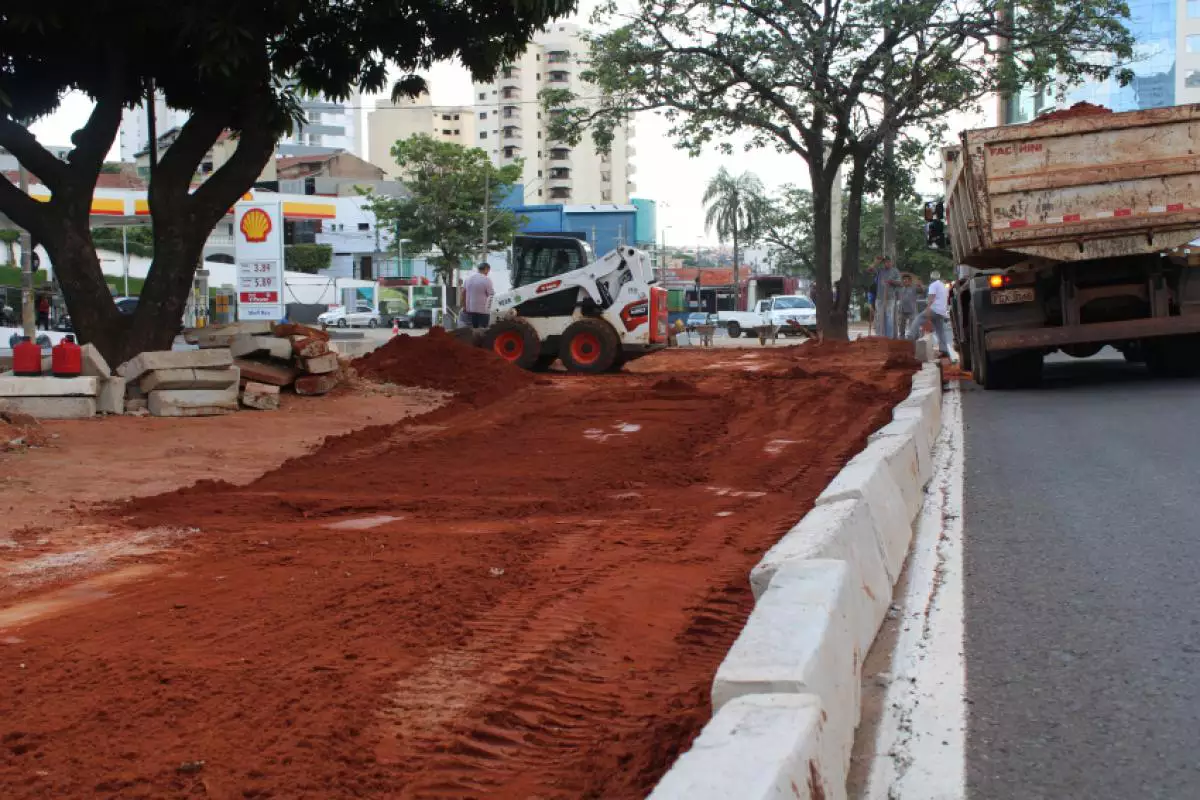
[650,361,943,799]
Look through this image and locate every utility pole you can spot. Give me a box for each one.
[122,227,130,297]
[18,167,35,339]
[146,79,158,173]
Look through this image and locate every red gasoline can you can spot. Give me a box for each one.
[13,337,42,376]
[52,335,82,377]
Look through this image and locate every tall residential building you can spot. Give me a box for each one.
[368,89,476,178]
[472,22,635,204]
[1004,0,1180,123]
[118,93,191,161]
[277,90,363,157]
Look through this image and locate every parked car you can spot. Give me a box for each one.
[684,312,720,331]
[317,303,383,329]
[114,296,139,315]
[410,308,435,329]
[391,312,414,329]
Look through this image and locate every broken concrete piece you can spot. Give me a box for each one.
[117,349,233,381]
[291,336,331,359]
[234,358,299,387]
[0,376,99,397]
[229,335,293,361]
[147,387,239,417]
[139,366,241,393]
[97,377,126,415]
[0,397,97,419]
[81,344,112,378]
[184,321,274,347]
[241,381,281,410]
[125,397,149,413]
[300,353,339,375]
[294,373,339,396]
[273,322,329,342]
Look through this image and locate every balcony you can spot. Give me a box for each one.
[549,148,571,161]
[627,162,637,175]
[548,70,570,83]
[546,50,571,64]
[502,105,520,119]
[549,187,572,200]
[503,126,522,141]
[501,87,520,100]
[502,145,521,160]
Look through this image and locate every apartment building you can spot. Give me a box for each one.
[118,93,191,162]
[472,23,635,205]
[277,90,363,157]
[367,89,476,177]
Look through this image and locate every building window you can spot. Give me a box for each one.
[453,129,460,135]
[480,131,487,139]
[1187,70,1200,88]
[442,114,451,121]
[538,189,543,197]
[453,114,460,120]
[358,223,370,231]
[1189,35,1200,53]
[549,71,569,83]
[537,150,542,157]
[536,73,541,80]
[478,92,486,100]
[536,53,541,61]
[548,50,570,64]
[549,187,571,199]
[601,191,612,201]
[538,170,543,177]
[479,111,487,119]
[504,146,517,158]
[443,129,452,135]
[601,171,611,182]
[537,131,542,139]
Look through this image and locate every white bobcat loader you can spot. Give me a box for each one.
[472,234,669,373]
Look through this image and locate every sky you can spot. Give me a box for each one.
[27,6,992,247]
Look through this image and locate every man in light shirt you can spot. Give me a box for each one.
[462,263,494,329]
[908,269,952,358]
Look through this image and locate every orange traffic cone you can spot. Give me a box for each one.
[391,319,400,337]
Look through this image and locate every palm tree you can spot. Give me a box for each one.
[703,168,765,302]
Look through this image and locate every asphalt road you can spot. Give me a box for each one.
[963,348,1200,799]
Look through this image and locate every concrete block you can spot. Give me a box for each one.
[327,339,376,358]
[712,560,858,779]
[139,366,240,393]
[125,397,148,413]
[97,377,126,415]
[230,334,293,361]
[914,337,931,362]
[117,349,233,381]
[817,449,912,583]
[869,415,932,491]
[0,376,99,397]
[241,381,280,411]
[0,397,97,419]
[81,344,112,378]
[291,336,330,359]
[853,434,923,524]
[750,498,890,656]
[295,373,338,396]
[148,388,238,417]
[234,358,298,387]
[894,386,941,447]
[300,353,339,375]
[273,322,329,342]
[184,321,273,347]
[647,694,840,800]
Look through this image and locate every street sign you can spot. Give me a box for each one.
[234,202,285,321]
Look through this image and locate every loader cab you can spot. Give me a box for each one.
[510,234,594,290]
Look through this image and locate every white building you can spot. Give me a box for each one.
[368,90,477,177]
[278,90,363,157]
[118,93,191,162]
[472,22,635,205]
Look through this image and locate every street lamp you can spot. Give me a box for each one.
[396,238,412,278]
[659,224,672,278]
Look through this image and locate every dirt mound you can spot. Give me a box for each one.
[652,376,697,393]
[1036,101,1112,122]
[352,327,534,405]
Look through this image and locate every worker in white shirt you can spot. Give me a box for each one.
[461,263,495,329]
[908,270,952,358]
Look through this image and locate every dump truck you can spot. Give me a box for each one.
[943,104,1200,388]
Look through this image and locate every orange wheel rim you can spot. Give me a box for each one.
[493,331,524,361]
[570,331,602,364]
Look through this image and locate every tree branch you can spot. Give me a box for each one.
[0,116,71,191]
[0,174,53,242]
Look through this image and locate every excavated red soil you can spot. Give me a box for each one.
[0,338,918,799]
[352,327,535,405]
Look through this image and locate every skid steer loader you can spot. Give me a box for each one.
[473,234,669,373]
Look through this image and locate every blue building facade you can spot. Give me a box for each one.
[501,188,653,255]
[1005,0,1176,123]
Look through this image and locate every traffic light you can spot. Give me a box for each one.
[923,199,947,249]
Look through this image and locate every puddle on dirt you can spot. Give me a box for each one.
[324,515,405,531]
[764,439,800,456]
[0,564,160,629]
[705,486,767,499]
[584,422,642,443]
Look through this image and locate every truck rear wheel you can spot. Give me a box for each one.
[560,318,620,374]
[482,319,541,371]
[726,322,742,338]
[1145,336,1200,377]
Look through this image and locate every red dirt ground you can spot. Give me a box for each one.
[0,338,918,799]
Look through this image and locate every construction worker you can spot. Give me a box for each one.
[896,274,919,340]
[462,262,494,329]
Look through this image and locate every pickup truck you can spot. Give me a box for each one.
[944,104,1200,388]
[718,294,817,338]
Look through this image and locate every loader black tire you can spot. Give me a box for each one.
[560,318,620,374]
[726,322,742,338]
[482,319,541,371]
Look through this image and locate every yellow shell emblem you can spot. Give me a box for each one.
[240,208,273,243]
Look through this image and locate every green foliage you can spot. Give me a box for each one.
[92,227,154,259]
[703,168,765,248]
[99,162,125,174]
[0,265,46,286]
[857,202,953,285]
[285,244,333,274]
[363,135,525,286]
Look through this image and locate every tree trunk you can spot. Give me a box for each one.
[881,132,897,262]
[732,222,740,310]
[808,162,838,339]
[836,152,870,338]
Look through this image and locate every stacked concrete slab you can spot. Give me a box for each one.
[117,348,239,417]
[649,362,944,800]
[0,343,127,419]
[185,321,342,407]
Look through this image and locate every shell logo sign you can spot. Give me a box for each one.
[239,207,273,243]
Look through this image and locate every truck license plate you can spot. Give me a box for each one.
[991,288,1034,305]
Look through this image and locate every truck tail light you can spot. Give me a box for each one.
[988,274,1010,288]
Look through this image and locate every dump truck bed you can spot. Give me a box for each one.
[944,104,1200,265]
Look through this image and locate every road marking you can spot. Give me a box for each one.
[861,384,966,800]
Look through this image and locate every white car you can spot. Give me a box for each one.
[317,303,383,328]
[766,295,818,335]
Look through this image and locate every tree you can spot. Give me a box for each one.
[549,0,1133,338]
[364,136,524,287]
[285,244,333,275]
[702,168,764,302]
[758,186,816,278]
[0,0,572,365]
